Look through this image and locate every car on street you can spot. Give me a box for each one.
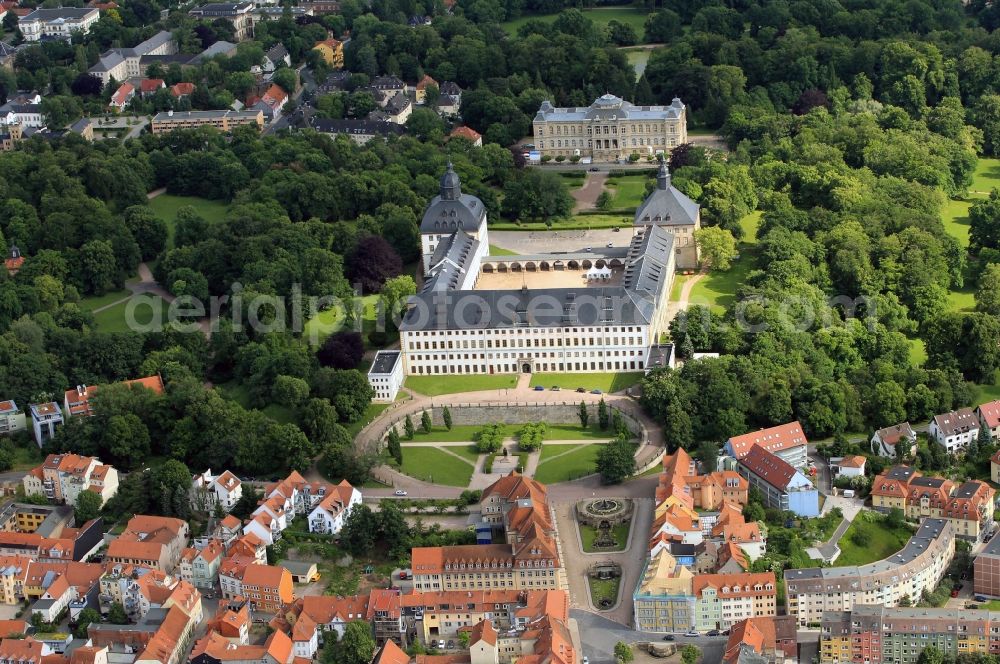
[707,630,721,637]
[584,247,592,252]
[976,594,989,602]
[588,167,599,172]
[951,588,960,597]
[606,242,613,248]
[613,227,620,231]
[662,635,675,641]
[534,385,545,391]
[576,387,586,393]
[395,489,408,496]
[551,386,560,391]
[967,603,981,609]
[591,389,602,394]
[684,631,699,637]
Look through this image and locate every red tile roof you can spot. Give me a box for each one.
[738,445,797,490]
[450,126,481,142]
[980,400,1000,429]
[837,455,866,469]
[727,421,808,459]
[373,640,410,664]
[170,82,195,97]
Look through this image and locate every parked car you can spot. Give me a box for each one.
[588,167,599,172]
[584,247,592,252]
[591,388,602,394]
[606,242,613,248]
[967,603,981,609]
[395,489,408,496]
[576,387,586,393]
[707,630,721,637]
[976,594,989,602]
[684,631,699,637]
[613,226,621,232]
[951,589,960,597]
[551,386,560,391]
[533,385,545,391]
[662,635,675,641]
[438,640,446,649]
[398,571,408,580]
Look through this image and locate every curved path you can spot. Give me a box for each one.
[572,171,609,212]
[665,266,708,323]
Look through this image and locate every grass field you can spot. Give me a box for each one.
[80,289,132,312]
[402,423,614,443]
[624,49,651,76]
[92,295,168,332]
[835,516,913,567]
[588,576,621,609]
[973,372,1000,403]
[907,337,927,366]
[579,522,631,552]
[399,447,474,486]
[217,380,296,425]
[684,211,761,314]
[941,158,1000,310]
[148,194,229,248]
[528,372,643,392]
[303,294,380,346]
[404,374,518,395]
[606,174,650,210]
[501,6,650,38]
[534,443,602,483]
[488,245,519,256]
[492,214,633,231]
[670,273,690,301]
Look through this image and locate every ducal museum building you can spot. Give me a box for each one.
[532,94,688,162]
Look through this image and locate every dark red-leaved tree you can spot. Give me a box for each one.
[317,331,365,369]
[347,235,403,293]
[792,89,831,115]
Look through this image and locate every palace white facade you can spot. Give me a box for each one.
[18,8,100,42]
[533,94,687,162]
[394,162,696,377]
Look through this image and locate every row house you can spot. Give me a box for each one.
[722,616,797,664]
[178,539,225,589]
[220,562,292,613]
[692,572,777,632]
[89,603,197,664]
[247,471,360,543]
[22,453,119,507]
[929,407,980,453]
[785,519,955,626]
[190,630,293,664]
[871,465,995,540]
[724,421,809,469]
[307,480,362,534]
[22,559,103,621]
[191,469,243,513]
[107,515,189,573]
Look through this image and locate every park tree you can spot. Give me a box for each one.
[299,399,351,450]
[73,608,101,638]
[916,645,944,664]
[976,263,1000,315]
[108,602,129,624]
[501,170,573,222]
[421,410,432,434]
[387,429,403,464]
[273,375,310,408]
[150,459,191,519]
[123,206,168,261]
[598,399,609,430]
[597,437,636,484]
[330,620,376,664]
[341,504,379,556]
[348,236,403,293]
[694,226,738,270]
[442,406,452,430]
[404,415,415,440]
[317,331,365,369]
[578,402,589,428]
[969,190,1000,251]
[614,642,633,664]
[644,9,682,42]
[74,490,102,524]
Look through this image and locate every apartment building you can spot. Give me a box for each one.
[107,515,190,572]
[178,540,224,589]
[821,605,998,664]
[187,2,255,41]
[191,469,243,513]
[307,480,361,534]
[929,407,980,453]
[88,31,176,83]
[18,7,100,41]
[224,563,293,612]
[693,572,777,632]
[89,604,197,664]
[723,616,797,664]
[150,109,264,133]
[23,453,119,507]
[29,402,62,447]
[725,421,810,469]
[0,402,25,437]
[279,593,371,657]
[190,630,293,664]
[975,530,1000,598]
[871,466,995,540]
[785,519,955,626]
[532,94,687,162]
[632,548,696,633]
[735,445,819,517]
[400,589,567,644]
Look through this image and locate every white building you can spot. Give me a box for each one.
[307,481,361,535]
[191,469,243,513]
[368,351,404,403]
[830,455,866,478]
[724,421,809,470]
[929,408,980,454]
[871,422,918,457]
[0,103,44,128]
[0,400,26,437]
[532,94,687,162]
[29,403,62,447]
[18,7,100,42]
[399,165,678,378]
[88,31,177,84]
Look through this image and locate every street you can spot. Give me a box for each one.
[572,610,726,664]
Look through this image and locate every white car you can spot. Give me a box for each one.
[438,640,446,649]
[395,489,408,496]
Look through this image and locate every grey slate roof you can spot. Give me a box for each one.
[266,43,288,63]
[310,118,404,138]
[634,161,699,227]
[419,164,486,233]
[369,351,401,375]
[385,91,410,115]
[932,407,979,436]
[982,530,1000,558]
[189,40,237,63]
[623,224,675,299]
[20,7,97,20]
[535,94,685,123]
[439,81,461,96]
[423,229,480,293]
[372,75,405,91]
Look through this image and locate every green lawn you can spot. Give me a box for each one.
[941,197,974,248]
[534,423,620,440]
[491,214,634,231]
[579,522,631,552]
[624,49,651,76]
[400,423,614,444]
[947,284,977,313]
[92,295,168,332]
[941,157,1000,312]
[399,447,474,486]
[687,246,756,314]
[404,374,518,395]
[670,273,690,301]
[501,6,650,39]
[606,174,650,210]
[835,516,913,567]
[528,372,643,392]
[534,443,603,483]
[488,245,519,256]
[217,379,298,425]
[588,576,621,609]
[973,371,1000,404]
[304,294,380,346]
[740,210,762,244]
[79,289,132,312]
[907,337,927,366]
[11,443,43,471]
[148,194,229,248]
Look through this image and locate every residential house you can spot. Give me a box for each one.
[139,78,165,97]
[450,126,482,146]
[735,445,819,517]
[371,75,406,101]
[317,71,350,93]
[632,548,695,633]
[724,421,809,469]
[281,593,370,657]
[723,616,797,664]
[0,402,25,437]
[237,564,293,612]
[89,604,198,664]
[206,596,251,643]
[0,101,44,128]
[870,422,918,458]
[170,82,196,98]
[178,540,224,590]
[190,630,293,664]
[415,74,438,103]
[191,469,243,513]
[107,515,189,572]
[991,448,1000,484]
[656,447,749,512]
[307,480,360,534]
[261,43,290,72]
[28,403,62,447]
[17,7,100,41]
[219,555,256,601]
[310,117,405,144]
[785,518,955,626]
[188,2,255,41]
[693,572,777,632]
[150,109,264,133]
[0,638,46,664]
[22,559,104,621]
[830,455,866,478]
[929,407,980,453]
[979,400,1000,443]
[3,246,23,275]
[251,83,288,122]
[438,81,462,113]
[367,588,405,645]
[122,570,202,623]
[64,375,164,418]
[312,38,343,68]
